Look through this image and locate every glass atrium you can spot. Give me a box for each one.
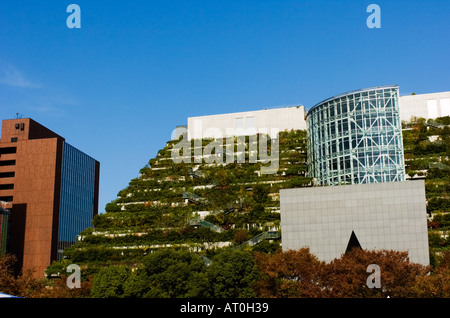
[306,85,406,186]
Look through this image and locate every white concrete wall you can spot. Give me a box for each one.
[399,91,450,122]
[178,90,450,141]
[187,106,307,139]
[280,181,429,265]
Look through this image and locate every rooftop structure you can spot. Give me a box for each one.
[186,106,307,140]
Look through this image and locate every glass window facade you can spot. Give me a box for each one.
[0,208,10,255]
[57,142,97,259]
[306,85,406,186]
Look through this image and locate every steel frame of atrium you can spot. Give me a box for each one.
[306,85,406,186]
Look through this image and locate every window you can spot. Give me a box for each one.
[10,137,18,142]
[0,160,15,166]
[0,147,17,155]
[0,184,14,190]
[0,172,15,178]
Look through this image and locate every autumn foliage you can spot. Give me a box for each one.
[254,248,449,298]
[253,248,324,297]
[0,254,92,298]
[0,254,38,297]
[1,248,449,298]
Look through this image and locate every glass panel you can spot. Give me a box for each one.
[58,143,97,260]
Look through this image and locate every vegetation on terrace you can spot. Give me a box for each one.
[2,117,448,298]
[402,116,450,262]
[48,129,311,274]
[49,117,450,276]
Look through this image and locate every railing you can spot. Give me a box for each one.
[235,231,280,249]
[189,218,224,233]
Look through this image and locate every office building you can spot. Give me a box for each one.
[0,118,99,276]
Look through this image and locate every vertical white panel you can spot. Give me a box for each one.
[440,98,450,117]
[234,117,244,135]
[427,99,438,118]
[246,116,255,129]
[246,116,256,135]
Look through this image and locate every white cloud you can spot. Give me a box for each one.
[0,64,41,88]
[27,93,79,116]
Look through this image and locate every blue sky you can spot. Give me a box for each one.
[0,0,449,212]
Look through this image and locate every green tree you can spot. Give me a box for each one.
[123,249,208,298]
[206,249,259,298]
[252,184,269,204]
[91,266,131,298]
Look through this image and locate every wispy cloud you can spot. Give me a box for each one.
[0,64,41,88]
[0,62,79,118]
[27,92,79,116]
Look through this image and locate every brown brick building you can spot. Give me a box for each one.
[0,118,99,277]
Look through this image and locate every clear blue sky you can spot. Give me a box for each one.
[1,0,449,213]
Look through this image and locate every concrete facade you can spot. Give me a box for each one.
[399,91,450,122]
[280,181,429,266]
[187,106,307,140]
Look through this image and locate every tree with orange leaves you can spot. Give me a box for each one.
[254,248,433,298]
[0,254,40,297]
[253,248,325,298]
[320,249,429,298]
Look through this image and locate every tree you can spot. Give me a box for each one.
[254,248,325,298]
[254,248,434,298]
[33,275,92,298]
[0,254,41,298]
[233,229,249,245]
[206,249,259,298]
[91,266,131,298]
[252,185,269,204]
[321,249,429,298]
[417,249,450,297]
[412,265,450,297]
[123,249,208,298]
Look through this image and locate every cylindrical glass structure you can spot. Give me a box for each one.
[306,85,405,186]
